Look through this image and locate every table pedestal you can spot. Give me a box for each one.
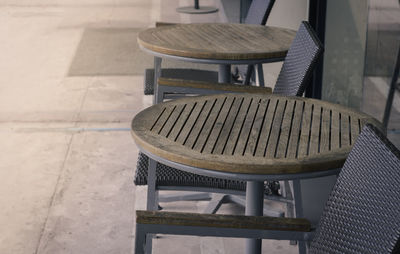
[245,181,264,254]
[218,64,232,83]
[176,0,218,14]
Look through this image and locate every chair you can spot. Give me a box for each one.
[135,21,324,216]
[135,124,400,254]
[143,0,276,95]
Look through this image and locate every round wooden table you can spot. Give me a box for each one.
[131,93,382,254]
[138,23,296,102]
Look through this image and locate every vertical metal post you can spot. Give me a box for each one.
[153,57,162,105]
[244,65,254,86]
[245,181,264,254]
[134,224,147,254]
[194,0,199,9]
[292,180,303,219]
[146,158,159,254]
[292,179,307,254]
[383,46,400,129]
[218,64,232,83]
[147,158,159,211]
[306,0,327,99]
[283,180,294,219]
[240,0,252,23]
[256,64,265,87]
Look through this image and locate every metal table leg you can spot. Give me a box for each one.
[245,181,264,254]
[256,64,265,87]
[219,64,232,83]
[153,56,162,104]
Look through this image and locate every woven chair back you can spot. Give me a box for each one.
[310,124,400,254]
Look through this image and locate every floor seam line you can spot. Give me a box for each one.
[35,76,89,254]
[34,133,75,254]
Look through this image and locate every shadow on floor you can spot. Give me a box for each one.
[68,27,152,76]
[68,27,218,77]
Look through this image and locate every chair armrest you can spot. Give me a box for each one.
[136,210,311,232]
[155,22,179,27]
[158,78,273,94]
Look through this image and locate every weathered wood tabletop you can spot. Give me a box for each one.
[137,23,296,60]
[131,93,382,175]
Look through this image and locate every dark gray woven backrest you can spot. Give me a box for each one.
[310,124,400,254]
[244,0,275,25]
[273,21,323,96]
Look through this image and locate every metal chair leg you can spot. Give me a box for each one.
[145,158,159,254]
[153,57,162,105]
[159,192,211,202]
[244,65,255,85]
[134,224,147,254]
[203,194,229,213]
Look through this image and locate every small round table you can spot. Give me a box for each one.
[131,93,382,254]
[137,23,296,101]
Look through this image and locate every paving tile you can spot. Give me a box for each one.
[0,130,72,254]
[36,130,137,254]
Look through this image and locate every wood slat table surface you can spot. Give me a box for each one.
[137,23,296,61]
[131,93,382,175]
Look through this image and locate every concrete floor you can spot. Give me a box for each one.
[0,0,295,253]
[0,0,398,254]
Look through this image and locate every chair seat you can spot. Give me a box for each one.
[144,68,219,95]
[135,153,279,195]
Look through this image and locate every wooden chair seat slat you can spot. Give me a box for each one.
[157,78,273,94]
[136,210,311,232]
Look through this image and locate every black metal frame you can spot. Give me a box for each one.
[306,0,327,99]
[383,45,400,130]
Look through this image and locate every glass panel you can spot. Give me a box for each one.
[322,0,368,109]
[363,0,400,148]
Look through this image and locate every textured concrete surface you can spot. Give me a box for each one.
[0,0,294,253]
[0,0,398,253]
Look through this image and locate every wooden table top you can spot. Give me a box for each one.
[131,94,382,175]
[137,23,296,60]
